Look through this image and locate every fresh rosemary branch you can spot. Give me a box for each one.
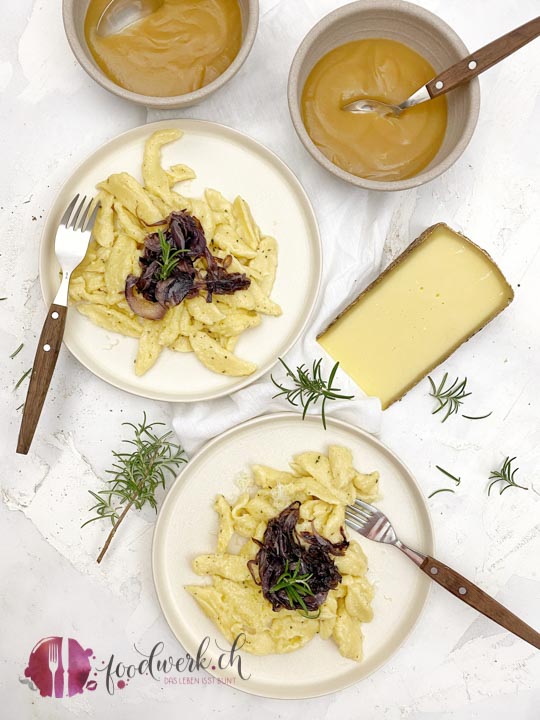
[14,368,32,390]
[428,372,492,423]
[429,465,461,499]
[271,358,354,429]
[488,456,528,496]
[10,343,24,359]
[158,229,187,281]
[270,560,319,618]
[82,414,186,563]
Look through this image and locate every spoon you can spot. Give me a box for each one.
[344,16,540,117]
[96,0,164,37]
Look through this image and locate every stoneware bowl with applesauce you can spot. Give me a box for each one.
[62,0,259,109]
[288,0,481,192]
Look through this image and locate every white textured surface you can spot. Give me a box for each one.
[1,0,540,718]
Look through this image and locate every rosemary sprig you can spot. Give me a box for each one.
[270,560,320,618]
[488,456,528,496]
[158,230,187,281]
[271,358,354,429]
[429,465,461,499]
[14,368,32,390]
[10,343,24,359]
[82,414,186,563]
[0,297,6,301]
[428,373,492,423]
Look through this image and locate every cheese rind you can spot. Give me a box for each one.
[317,224,514,409]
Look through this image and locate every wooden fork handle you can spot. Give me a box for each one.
[421,556,540,649]
[16,304,67,455]
[427,16,540,98]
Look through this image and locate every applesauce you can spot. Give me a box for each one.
[85,0,242,97]
[301,39,447,181]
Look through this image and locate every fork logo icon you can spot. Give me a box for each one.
[24,637,95,698]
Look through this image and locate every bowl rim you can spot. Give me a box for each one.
[287,0,481,192]
[62,0,260,108]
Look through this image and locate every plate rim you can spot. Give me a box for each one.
[38,118,322,402]
[151,411,435,699]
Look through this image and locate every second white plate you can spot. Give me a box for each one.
[39,119,321,402]
[152,413,434,699]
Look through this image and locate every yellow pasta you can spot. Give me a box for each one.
[186,445,378,662]
[69,129,281,377]
[190,331,257,377]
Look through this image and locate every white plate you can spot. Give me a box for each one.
[152,413,434,699]
[39,120,321,402]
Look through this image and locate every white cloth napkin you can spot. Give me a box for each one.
[147,0,403,456]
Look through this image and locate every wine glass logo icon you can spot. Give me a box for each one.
[24,637,95,698]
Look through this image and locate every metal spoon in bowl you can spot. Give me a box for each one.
[343,16,540,117]
[96,0,164,37]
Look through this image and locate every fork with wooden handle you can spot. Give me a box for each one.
[345,499,540,649]
[16,195,100,455]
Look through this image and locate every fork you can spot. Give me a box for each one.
[345,499,540,649]
[48,640,59,698]
[16,195,100,455]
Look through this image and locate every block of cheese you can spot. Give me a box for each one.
[317,224,514,409]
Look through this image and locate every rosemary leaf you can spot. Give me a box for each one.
[10,343,24,359]
[14,368,32,390]
[435,465,461,486]
[428,488,455,499]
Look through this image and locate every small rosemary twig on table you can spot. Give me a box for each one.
[428,372,492,423]
[271,358,354,430]
[488,456,528,496]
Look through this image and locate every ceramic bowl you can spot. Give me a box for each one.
[288,0,480,191]
[62,0,259,109]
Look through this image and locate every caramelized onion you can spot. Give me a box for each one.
[248,502,349,614]
[125,210,251,318]
[125,275,166,320]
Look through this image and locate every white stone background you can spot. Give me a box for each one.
[1,0,540,717]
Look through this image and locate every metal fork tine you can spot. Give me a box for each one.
[60,194,80,226]
[82,199,101,233]
[76,196,94,232]
[345,509,368,526]
[355,498,376,514]
[345,517,367,533]
[346,512,370,527]
[70,195,87,229]
[349,504,372,520]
